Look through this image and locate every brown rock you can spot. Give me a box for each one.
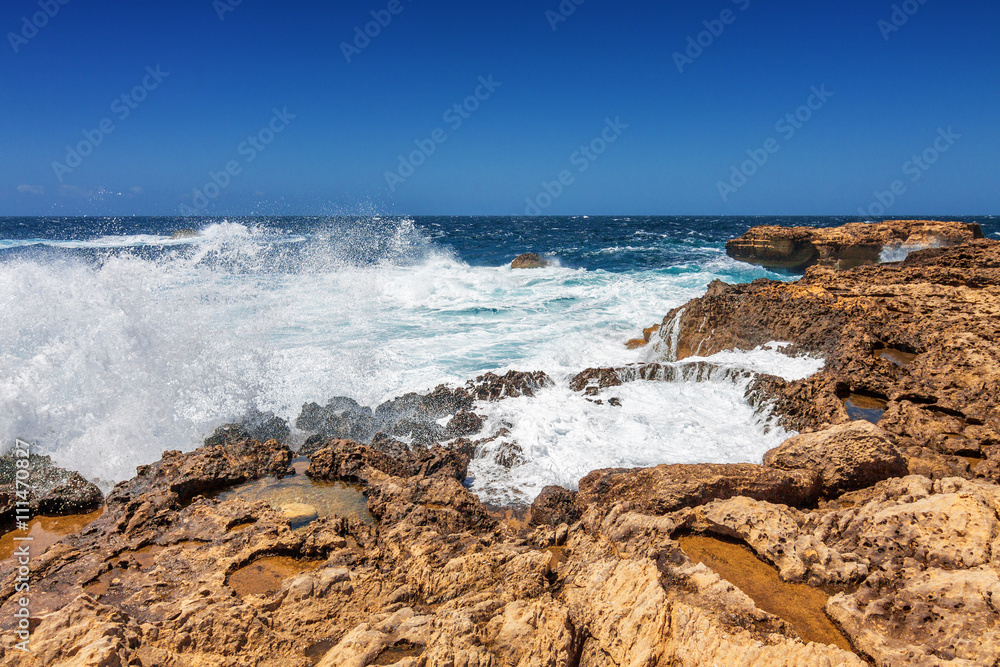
[763,421,908,497]
[0,453,104,525]
[726,219,983,271]
[650,239,1000,464]
[529,485,581,527]
[306,438,470,484]
[577,462,820,514]
[510,252,550,268]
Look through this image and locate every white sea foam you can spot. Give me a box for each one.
[467,376,793,505]
[0,218,813,499]
[878,242,942,263]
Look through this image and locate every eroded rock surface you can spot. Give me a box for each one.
[0,438,868,667]
[650,240,1000,464]
[0,453,103,525]
[763,421,908,497]
[726,219,983,271]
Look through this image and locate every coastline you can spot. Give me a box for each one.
[2,220,1000,665]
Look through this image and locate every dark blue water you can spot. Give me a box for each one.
[3,215,995,271]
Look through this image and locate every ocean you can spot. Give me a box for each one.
[2,215,996,504]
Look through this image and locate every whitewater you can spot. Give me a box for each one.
[3,215,988,502]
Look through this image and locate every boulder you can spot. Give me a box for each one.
[510,252,549,269]
[763,421,908,497]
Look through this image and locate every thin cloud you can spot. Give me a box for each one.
[16,184,44,195]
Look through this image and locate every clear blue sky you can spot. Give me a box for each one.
[1,0,997,216]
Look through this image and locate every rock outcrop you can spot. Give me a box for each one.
[0,453,103,525]
[649,239,1000,463]
[4,224,999,666]
[763,421,908,497]
[725,219,983,271]
[0,438,869,667]
[510,252,550,269]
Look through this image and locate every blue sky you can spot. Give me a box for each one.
[1,0,997,216]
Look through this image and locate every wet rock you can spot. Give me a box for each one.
[577,462,820,514]
[204,408,291,447]
[445,409,484,437]
[529,486,581,527]
[726,219,982,271]
[651,239,1000,466]
[374,384,473,424]
[510,252,550,269]
[0,453,103,524]
[493,441,526,469]
[296,398,378,443]
[763,421,908,497]
[306,439,470,485]
[466,370,552,401]
[106,437,293,511]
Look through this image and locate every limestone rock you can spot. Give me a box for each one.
[763,421,908,497]
[577,462,821,514]
[726,219,983,271]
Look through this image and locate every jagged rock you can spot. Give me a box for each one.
[374,385,473,424]
[763,421,908,497]
[510,252,550,269]
[445,409,484,436]
[0,453,103,524]
[726,219,983,271]
[648,239,1000,463]
[529,486,580,527]
[296,398,378,443]
[204,408,291,447]
[105,437,293,511]
[466,370,552,401]
[577,462,820,514]
[307,439,470,485]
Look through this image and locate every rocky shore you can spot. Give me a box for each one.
[2,222,999,666]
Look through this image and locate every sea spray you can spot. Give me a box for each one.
[0,215,829,500]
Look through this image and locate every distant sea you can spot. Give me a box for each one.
[1,216,995,503]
